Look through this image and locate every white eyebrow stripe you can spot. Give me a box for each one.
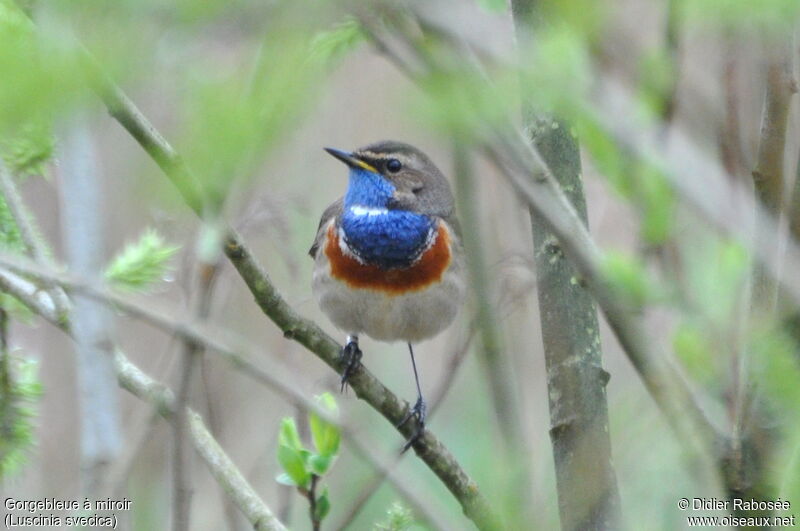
[349,206,389,216]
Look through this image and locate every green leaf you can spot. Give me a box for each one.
[374,502,415,531]
[0,355,43,479]
[277,444,310,489]
[600,251,651,309]
[308,453,334,476]
[275,472,296,487]
[279,417,304,450]
[1,119,54,178]
[104,229,179,291]
[309,392,340,457]
[638,164,675,244]
[672,323,717,386]
[308,18,364,65]
[0,193,24,253]
[314,487,331,522]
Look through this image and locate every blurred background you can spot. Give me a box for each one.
[1,0,799,529]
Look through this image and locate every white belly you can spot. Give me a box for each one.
[312,261,465,343]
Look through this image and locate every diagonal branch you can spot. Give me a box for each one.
[115,353,288,531]
[0,262,287,531]
[0,161,70,315]
[68,33,501,531]
[0,253,458,531]
[510,3,621,528]
[355,5,724,471]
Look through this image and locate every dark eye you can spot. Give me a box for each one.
[386,159,402,173]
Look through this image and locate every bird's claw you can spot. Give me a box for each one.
[339,340,362,392]
[398,396,427,452]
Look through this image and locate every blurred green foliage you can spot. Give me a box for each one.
[1,120,55,178]
[309,17,365,65]
[683,0,800,28]
[0,1,85,136]
[0,0,797,527]
[672,323,717,386]
[105,229,180,291]
[0,175,38,320]
[600,251,653,309]
[373,502,416,531]
[0,355,42,478]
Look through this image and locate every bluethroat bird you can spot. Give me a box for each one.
[309,140,466,449]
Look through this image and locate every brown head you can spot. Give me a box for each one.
[325,140,455,218]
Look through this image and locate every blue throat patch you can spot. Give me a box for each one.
[341,168,433,269]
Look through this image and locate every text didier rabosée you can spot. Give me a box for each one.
[692,498,792,511]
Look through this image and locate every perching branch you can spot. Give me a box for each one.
[0,252,455,531]
[332,320,478,530]
[356,4,724,472]
[64,30,502,531]
[224,238,500,529]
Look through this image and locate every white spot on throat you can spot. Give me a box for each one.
[349,205,389,217]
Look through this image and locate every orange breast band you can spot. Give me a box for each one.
[325,221,452,295]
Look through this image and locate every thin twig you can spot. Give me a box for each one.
[0,163,46,262]
[305,474,320,531]
[115,352,289,531]
[452,141,524,453]
[0,259,288,531]
[719,34,747,180]
[0,255,452,530]
[729,35,798,502]
[660,0,682,128]
[74,45,501,529]
[0,161,69,315]
[358,5,723,469]
[172,235,222,531]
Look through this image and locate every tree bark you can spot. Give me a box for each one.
[510,2,622,530]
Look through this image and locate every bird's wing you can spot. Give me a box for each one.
[308,197,344,258]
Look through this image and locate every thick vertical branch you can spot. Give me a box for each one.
[729,36,798,510]
[510,2,622,530]
[58,116,121,496]
[751,42,796,316]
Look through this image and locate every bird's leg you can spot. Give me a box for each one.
[339,334,362,392]
[398,342,427,452]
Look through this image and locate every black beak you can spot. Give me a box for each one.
[324,147,377,172]
[324,147,360,168]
